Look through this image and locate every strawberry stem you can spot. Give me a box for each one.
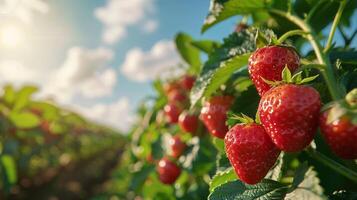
[277,30,308,44]
[306,147,357,183]
[269,9,343,101]
[324,0,348,53]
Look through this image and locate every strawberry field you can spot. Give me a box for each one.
[1,0,357,199]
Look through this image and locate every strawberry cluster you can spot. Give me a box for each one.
[223,45,357,185]
[224,45,320,184]
[156,74,199,185]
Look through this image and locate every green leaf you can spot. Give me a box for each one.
[208,179,288,200]
[191,54,250,106]
[230,86,260,118]
[1,154,17,185]
[175,32,201,73]
[210,168,237,192]
[212,137,225,154]
[295,0,357,33]
[287,165,326,199]
[191,40,221,54]
[129,164,155,192]
[3,85,15,105]
[13,86,38,111]
[202,0,269,33]
[9,111,41,128]
[329,48,357,65]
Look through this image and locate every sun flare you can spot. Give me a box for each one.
[1,26,24,48]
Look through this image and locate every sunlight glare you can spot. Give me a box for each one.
[1,26,24,48]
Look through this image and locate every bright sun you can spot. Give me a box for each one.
[1,26,24,48]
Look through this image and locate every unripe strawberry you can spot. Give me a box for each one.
[178,111,199,134]
[169,136,186,158]
[157,158,181,185]
[248,46,300,96]
[225,123,280,184]
[320,111,357,159]
[259,84,321,152]
[200,96,234,139]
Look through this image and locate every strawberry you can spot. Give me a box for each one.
[164,103,182,124]
[200,96,234,139]
[225,123,280,184]
[169,136,186,158]
[320,110,357,159]
[178,111,199,134]
[259,84,321,152]
[181,75,196,91]
[157,158,181,185]
[248,46,300,96]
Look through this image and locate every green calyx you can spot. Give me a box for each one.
[346,88,357,108]
[262,66,319,86]
[323,90,357,125]
[227,112,255,127]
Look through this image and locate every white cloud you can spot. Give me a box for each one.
[79,68,117,98]
[142,19,158,33]
[95,0,157,44]
[75,97,135,132]
[121,40,182,82]
[42,47,116,102]
[0,0,49,24]
[0,60,40,84]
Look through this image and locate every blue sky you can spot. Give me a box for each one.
[0,0,355,132]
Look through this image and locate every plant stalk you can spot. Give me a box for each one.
[324,0,348,52]
[306,148,357,183]
[277,30,308,44]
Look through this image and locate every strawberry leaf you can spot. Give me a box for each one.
[208,179,288,200]
[209,168,237,193]
[287,163,326,199]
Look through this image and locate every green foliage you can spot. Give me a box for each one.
[208,179,288,200]
[175,32,201,74]
[209,167,236,192]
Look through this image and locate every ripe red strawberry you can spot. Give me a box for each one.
[178,111,199,134]
[201,96,234,139]
[259,84,321,152]
[169,136,186,158]
[248,46,300,96]
[181,75,196,91]
[157,158,181,184]
[164,103,182,124]
[225,123,280,184]
[320,111,357,159]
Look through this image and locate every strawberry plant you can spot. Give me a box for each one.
[94,0,357,199]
